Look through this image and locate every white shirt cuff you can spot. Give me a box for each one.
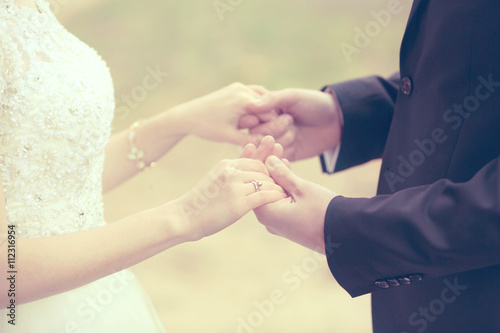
[323,144,341,174]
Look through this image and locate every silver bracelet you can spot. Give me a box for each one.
[127,121,157,170]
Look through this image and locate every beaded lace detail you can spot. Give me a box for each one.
[0,0,115,238]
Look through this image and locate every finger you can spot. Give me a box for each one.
[243,180,285,196]
[231,158,269,174]
[246,89,297,114]
[256,136,276,162]
[238,169,274,182]
[238,112,279,130]
[270,143,284,159]
[225,130,261,147]
[274,126,296,149]
[255,111,279,123]
[249,114,293,138]
[240,143,257,159]
[265,155,303,196]
[247,133,265,146]
[237,170,275,184]
[238,114,261,129]
[282,158,292,169]
[282,145,296,161]
[247,85,269,95]
[245,191,288,211]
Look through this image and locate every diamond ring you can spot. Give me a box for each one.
[251,180,263,192]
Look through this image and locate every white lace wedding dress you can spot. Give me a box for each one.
[0,0,166,331]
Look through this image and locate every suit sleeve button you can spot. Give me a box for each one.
[409,274,423,282]
[400,76,413,95]
[387,279,400,287]
[398,277,412,285]
[375,280,390,289]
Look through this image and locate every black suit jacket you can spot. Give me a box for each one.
[323,0,500,332]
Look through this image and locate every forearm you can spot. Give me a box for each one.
[324,157,500,297]
[102,81,262,191]
[103,109,186,192]
[0,201,189,308]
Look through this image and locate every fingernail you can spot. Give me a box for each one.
[254,98,264,106]
[266,156,282,169]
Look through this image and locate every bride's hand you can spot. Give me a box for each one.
[169,158,287,241]
[167,83,277,146]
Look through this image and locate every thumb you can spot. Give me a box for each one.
[265,155,302,197]
[246,94,275,114]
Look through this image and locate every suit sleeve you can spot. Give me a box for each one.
[320,74,400,173]
[324,155,500,297]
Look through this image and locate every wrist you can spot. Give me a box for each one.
[296,187,337,254]
[124,113,187,171]
[162,99,204,138]
[321,87,344,150]
[151,107,191,140]
[323,87,344,127]
[159,196,207,243]
[154,200,200,247]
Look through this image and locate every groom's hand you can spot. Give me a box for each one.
[241,136,337,254]
[257,156,337,254]
[239,88,343,162]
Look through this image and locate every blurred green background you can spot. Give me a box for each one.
[51,0,411,332]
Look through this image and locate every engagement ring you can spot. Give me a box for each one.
[251,180,263,192]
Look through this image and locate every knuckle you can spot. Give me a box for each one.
[267,122,279,134]
[215,159,236,176]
